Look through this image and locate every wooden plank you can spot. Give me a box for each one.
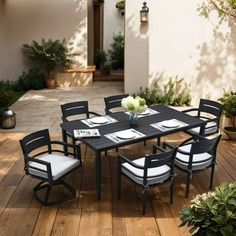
[0,208,40,236]
[0,187,16,216]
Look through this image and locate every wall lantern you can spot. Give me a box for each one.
[140,2,149,22]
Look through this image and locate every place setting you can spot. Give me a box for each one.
[105,128,146,143]
[150,119,188,131]
[81,115,118,127]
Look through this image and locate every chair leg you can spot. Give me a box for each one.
[144,140,147,146]
[141,187,147,215]
[157,137,161,146]
[170,178,174,204]
[152,145,157,154]
[210,165,215,189]
[185,173,191,198]
[117,158,121,199]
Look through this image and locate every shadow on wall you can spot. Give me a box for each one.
[68,0,87,66]
[195,19,236,103]
[125,13,149,93]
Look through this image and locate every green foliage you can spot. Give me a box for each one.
[108,32,124,69]
[116,0,125,10]
[198,0,236,21]
[0,80,24,111]
[17,68,45,90]
[180,182,236,236]
[218,90,236,127]
[136,76,191,106]
[94,50,108,69]
[23,39,74,78]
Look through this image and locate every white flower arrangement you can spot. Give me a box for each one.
[121,96,147,113]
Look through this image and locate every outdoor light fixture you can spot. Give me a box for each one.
[140,2,149,22]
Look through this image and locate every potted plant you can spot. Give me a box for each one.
[23,39,74,89]
[116,0,125,15]
[0,89,16,129]
[218,90,236,139]
[180,182,236,235]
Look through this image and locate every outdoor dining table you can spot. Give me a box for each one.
[60,105,206,200]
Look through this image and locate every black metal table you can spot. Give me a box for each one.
[60,105,206,200]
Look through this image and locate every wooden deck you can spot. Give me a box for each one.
[0,132,235,236]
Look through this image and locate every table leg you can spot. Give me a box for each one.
[95,151,101,201]
[62,129,68,156]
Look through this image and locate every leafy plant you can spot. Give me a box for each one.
[94,50,108,69]
[116,0,125,10]
[198,0,236,21]
[136,76,191,106]
[101,64,112,75]
[23,39,74,78]
[0,89,15,111]
[180,182,236,236]
[218,90,236,128]
[17,68,45,90]
[108,32,124,69]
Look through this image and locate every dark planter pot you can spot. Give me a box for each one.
[224,127,236,140]
[0,109,16,129]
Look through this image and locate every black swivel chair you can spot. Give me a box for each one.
[104,94,129,115]
[20,129,81,206]
[117,147,176,215]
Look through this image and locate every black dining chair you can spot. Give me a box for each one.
[61,101,101,149]
[117,147,176,215]
[182,99,223,137]
[155,134,221,198]
[20,129,81,206]
[104,94,129,115]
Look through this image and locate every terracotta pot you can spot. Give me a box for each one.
[46,78,56,89]
[224,127,236,140]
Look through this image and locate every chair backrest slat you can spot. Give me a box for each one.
[61,101,89,120]
[104,94,129,114]
[199,99,223,121]
[20,129,50,156]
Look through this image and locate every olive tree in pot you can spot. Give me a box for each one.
[23,39,74,89]
[218,90,236,140]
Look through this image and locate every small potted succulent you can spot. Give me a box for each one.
[23,39,74,89]
[218,90,236,139]
[180,182,236,235]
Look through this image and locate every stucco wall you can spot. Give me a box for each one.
[125,0,236,106]
[103,0,124,51]
[0,0,88,81]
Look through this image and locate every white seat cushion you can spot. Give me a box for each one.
[122,157,171,185]
[175,144,213,171]
[190,121,218,135]
[28,154,80,180]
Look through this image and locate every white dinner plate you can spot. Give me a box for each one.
[90,117,108,124]
[116,130,136,139]
[138,109,150,115]
[161,120,180,128]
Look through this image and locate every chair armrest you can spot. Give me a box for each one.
[27,158,53,181]
[50,140,79,149]
[61,116,68,123]
[182,108,198,114]
[118,154,144,169]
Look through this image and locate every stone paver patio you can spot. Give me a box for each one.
[7,82,124,134]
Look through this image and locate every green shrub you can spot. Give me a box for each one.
[17,68,45,90]
[108,32,124,69]
[136,76,191,106]
[23,38,74,78]
[0,89,15,111]
[180,182,236,236]
[94,50,107,69]
[101,64,112,75]
[116,0,125,9]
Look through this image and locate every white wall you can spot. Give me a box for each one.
[125,0,236,106]
[0,0,88,81]
[103,0,124,51]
